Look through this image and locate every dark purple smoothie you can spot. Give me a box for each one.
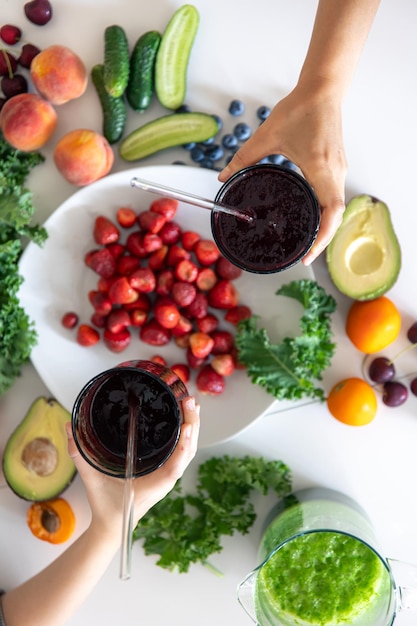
[212,164,320,273]
[72,360,187,477]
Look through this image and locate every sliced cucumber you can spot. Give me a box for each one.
[103,25,130,97]
[126,30,161,112]
[155,4,199,110]
[119,112,219,161]
[91,64,127,144]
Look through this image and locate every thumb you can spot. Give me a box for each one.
[218,126,275,182]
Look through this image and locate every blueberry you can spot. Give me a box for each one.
[199,158,215,169]
[280,159,298,171]
[228,99,245,116]
[205,144,224,161]
[222,133,238,150]
[257,156,270,164]
[267,154,286,165]
[182,141,196,150]
[233,122,251,142]
[176,104,191,113]
[172,160,187,165]
[212,114,223,131]
[200,136,215,146]
[257,105,271,121]
[190,146,205,163]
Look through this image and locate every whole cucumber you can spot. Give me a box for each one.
[91,64,127,144]
[155,4,199,110]
[119,112,219,161]
[103,24,130,97]
[127,30,161,112]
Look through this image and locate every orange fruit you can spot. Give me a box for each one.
[327,377,377,426]
[345,296,401,353]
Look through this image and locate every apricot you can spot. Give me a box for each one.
[30,45,88,105]
[53,129,114,186]
[0,93,57,151]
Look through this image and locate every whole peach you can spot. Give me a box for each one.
[53,129,114,186]
[30,45,88,105]
[0,93,57,151]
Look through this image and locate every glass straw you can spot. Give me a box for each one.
[119,398,137,580]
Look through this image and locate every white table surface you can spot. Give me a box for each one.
[1,1,417,624]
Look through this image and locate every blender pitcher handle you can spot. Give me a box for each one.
[387,559,417,611]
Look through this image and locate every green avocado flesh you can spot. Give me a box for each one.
[326,194,401,300]
[2,397,77,501]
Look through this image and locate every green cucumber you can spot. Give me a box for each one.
[91,64,127,144]
[119,112,219,161]
[126,30,161,112]
[155,4,199,110]
[103,24,130,97]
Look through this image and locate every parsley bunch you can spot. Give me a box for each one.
[0,133,47,395]
[133,455,292,573]
[235,279,336,401]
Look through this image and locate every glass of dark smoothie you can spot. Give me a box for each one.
[71,359,188,478]
[212,164,320,273]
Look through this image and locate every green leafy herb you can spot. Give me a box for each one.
[0,133,47,396]
[235,279,336,401]
[133,455,292,574]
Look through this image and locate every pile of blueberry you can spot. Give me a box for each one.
[174,99,297,173]
[367,321,417,407]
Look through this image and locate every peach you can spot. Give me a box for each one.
[0,93,57,151]
[30,45,88,105]
[53,129,114,186]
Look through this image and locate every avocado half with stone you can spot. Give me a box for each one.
[2,397,77,501]
[326,194,401,300]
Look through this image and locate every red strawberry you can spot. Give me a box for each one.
[186,346,206,369]
[61,311,79,329]
[76,324,100,347]
[150,354,167,366]
[194,239,220,266]
[85,248,117,278]
[215,256,243,280]
[181,230,201,251]
[103,327,131,353]
[171,363,190,384]
[117,206,137,228]
[211,330,234,354]
[208,280,239,309]
[137,210,166,233]
[171,281,197,307]
[166,244,190,266]
[211,353,235,377]
[143,232,163,254]
[129,308,148,327]
[196,313,219,334]
[123,293,151,312]
[150,197,178,220]
[88,290,112,315]
[106,309,131,334]
[126,231,147,258]
[108,276,139,305]
[106,242,125,260]
[196,267,217,291]
[174,259,199,283]
[196,364,226,395]
[91,312,107,328]
[129,267,156,293]
[117,254,141,276]
[140,319,171,346]
[189,332,214,359]
[156,269,175,296]
[183,292,208,319]
[147,245,167,271]
[175,333,191,349]
[171,314,193,337]
[225,305,252,325]
[155,297,181,329]
[159,221,181,245]
[93,215,120,245]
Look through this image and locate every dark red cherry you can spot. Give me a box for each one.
[1,74,28,98]
[18,43,41,68]
[24,0,53,26]
[0,50,18,76]
[0,24,22,45]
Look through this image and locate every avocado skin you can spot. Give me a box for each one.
[326,194,401,301]
[2,397,77,502]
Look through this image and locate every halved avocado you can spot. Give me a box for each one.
[326,194,401,300]
[2,397,77,501]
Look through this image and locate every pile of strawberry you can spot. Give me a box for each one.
[62,197,252,395]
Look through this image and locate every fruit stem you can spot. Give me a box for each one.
[387,341,417,364]
[0,47,14,79]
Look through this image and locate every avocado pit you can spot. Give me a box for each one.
[21,437,59,477]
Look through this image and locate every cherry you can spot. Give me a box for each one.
[0,50,18,76]
[24,0,53,26]
[0,24,22,45]
[410,378,417,397]
[1,74,28,98]
[407,321,417,344]
[368,356,395,383]
[18,43,41,68]
[382,381,408,407]
[0,96,6,112]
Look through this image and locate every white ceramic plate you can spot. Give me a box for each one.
[19,165,314,448]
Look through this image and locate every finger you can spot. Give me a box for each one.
[218,124,277,182]
[65,421,79,459]
[303,197,345,265]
